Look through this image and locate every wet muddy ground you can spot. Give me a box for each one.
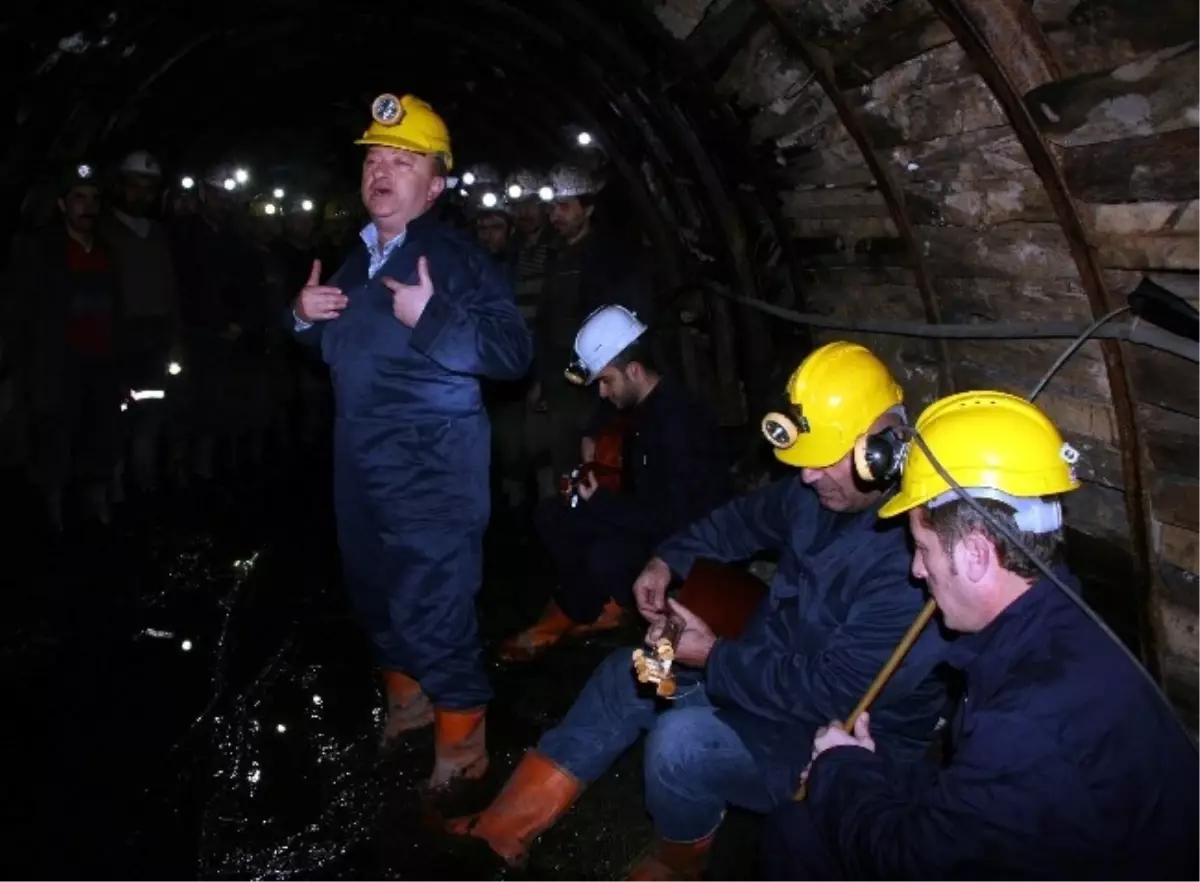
[2,448,1140,880]
[1,454,758,881]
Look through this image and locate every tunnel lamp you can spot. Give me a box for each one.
[508,184,523,199]
[265,203,277,215]
[459,188,469,198]
[301,199,314,212]
[77,163,93,178]
[312,695,323,706]
[482,192,499,208]
[181,176,195,190]
[273,187,285,199]
[223,178,236,191]
[181,639,193,651]
[539,185,554,202]
[577,131,593,146]
[462,171,477,186]
[234,168,249,184]
[131,389,165,400]
[276,723,287,734]
[167,361,182,376]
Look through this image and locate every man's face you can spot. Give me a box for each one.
[513,199,545,237]
[475,214,510,255]
[909,509,975,632]
[361,146,445,229]
[800,446,879,513]
[286,213,316,242]
[59,186,101,233]
[201,184,230,220]
[596,363,642,410]
[550,197,592,243]
[118,172,161,217]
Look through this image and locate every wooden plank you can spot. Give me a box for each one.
[944,338,1109,398]
[1139,403,1200,477]
[804,282,928,320]
[792,235,910,269]
[1062,128,1199,204]
[902,169,1057,227]
[935,276,1093,322]
[855,70,1009,149]
[919,223,1080,280]
[1025,43,1199,148]
[1034,0,1200,79]
[1064,480,1131,545]
[778,140,877,189]
[1160,652,1199,727]
[1150,473,1199,532]
[1158,561,1199,610]
[1079,200,1199,237]
[1093,233,1199,272]
[824,0,957,87]
[779,185,891,219]
[1159,523,1200,573]
[1129,345,1200,417]
[1158,600,1200,664]
[787,215,899,239]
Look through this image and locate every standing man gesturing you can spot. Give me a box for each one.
[290,93,532,790]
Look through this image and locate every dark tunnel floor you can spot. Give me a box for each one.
[1,449,1140,880]
[0,453,760,881]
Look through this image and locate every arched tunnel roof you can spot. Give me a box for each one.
[9,0,1200,712]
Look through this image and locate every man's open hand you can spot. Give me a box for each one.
[383,256,435,328]
[294,259,348,322]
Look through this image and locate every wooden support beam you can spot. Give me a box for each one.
[928,0,1161,678]
[750,0,953,398]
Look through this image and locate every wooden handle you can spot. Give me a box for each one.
[793,598,938,801]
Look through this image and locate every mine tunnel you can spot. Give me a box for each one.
[3,0,1198,878]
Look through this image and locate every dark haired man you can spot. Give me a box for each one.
[500,304,730,661]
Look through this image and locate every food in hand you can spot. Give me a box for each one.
[633,636,678,697]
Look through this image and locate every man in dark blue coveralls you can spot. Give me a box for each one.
[762,390,1200,880]
[289,93,532,790]
[450,341,951,879]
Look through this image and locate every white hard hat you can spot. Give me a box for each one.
[546,162,601,200]
[120,150,162,177]
[461,163,502,188]
[566,305,648,385]
[504,168,544,203]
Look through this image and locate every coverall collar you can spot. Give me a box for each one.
[360,222,408,278]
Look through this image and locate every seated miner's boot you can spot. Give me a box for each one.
[499,600,576,662]
[446,750,582,867]
[569,598,626,636]
[625,832,717,881]
[428,707,489,790]
[380,670,434,750]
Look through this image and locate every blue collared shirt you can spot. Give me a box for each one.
[294,223,407,330]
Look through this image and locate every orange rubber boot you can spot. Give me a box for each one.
[499,600,577,662]
[429,706,489,790]
[569,598,626,636]
[446,750,582,866]
[625,832,717,881]
[380,670,434,748]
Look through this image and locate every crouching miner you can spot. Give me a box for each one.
[499,304,731,660]
[288,93,532,790]
[450,342,952,878]
[761,391,1200,880]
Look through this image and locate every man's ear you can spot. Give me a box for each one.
[427,174,447,204]
[960,530,993,584]
[584,203,595,220]
[57,198,66,214]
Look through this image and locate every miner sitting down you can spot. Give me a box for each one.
[499,304,731,661]
[451,341,952,879]
[761,391,1200,881]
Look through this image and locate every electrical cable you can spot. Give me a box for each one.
[1028,306,1131,401]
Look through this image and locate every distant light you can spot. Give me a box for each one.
[507,184,522,200]
[538,186,554,202]
[276,723,287,733]
[273,187,285,199]
[130,389,165,400]
[577,131,593,146]
[462,172,476,186]
[167,361,182,376]
[77,163,93,179]
[906,161,920,172]
[481,192,498,208]
[458,189,469,198]
[181,176,195,190]
[264,203,277,215]
[223,178,236,191]
[120,401,129,412]
[181,639,193,651]
[301,199,314,212]
[234,168,249,184]
[312,695,323,706]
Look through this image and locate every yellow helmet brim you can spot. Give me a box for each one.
[772,432,854,470]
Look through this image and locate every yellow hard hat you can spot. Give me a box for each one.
[355,93,454,171]
[878,391,1081,520]
[761,341,903,469]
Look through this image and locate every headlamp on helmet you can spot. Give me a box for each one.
[761,404,811,451]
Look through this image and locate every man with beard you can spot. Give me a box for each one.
[2,163,123,527]
[289,93,532,791]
